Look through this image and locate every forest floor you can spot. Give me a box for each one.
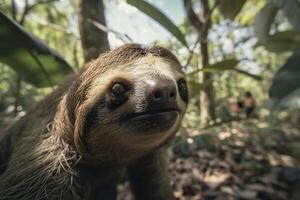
[117,120,300,200]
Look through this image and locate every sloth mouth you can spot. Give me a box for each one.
[122,109,179,133]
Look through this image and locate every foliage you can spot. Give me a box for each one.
[254,2,278,45]
[252,0,300,101]
[218,0,247,20]
[254,1,300,53]
[0,0,80,122]
[269,48,300,99]
[0,10,73,87]
[265,31,300,53]
[188,59,239,75]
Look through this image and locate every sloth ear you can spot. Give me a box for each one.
[61,80,90,157]
[57,84,90,159]
[73,102,94,159]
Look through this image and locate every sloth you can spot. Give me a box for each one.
[0,44,188,200]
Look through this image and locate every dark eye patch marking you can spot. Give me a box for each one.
[84,79,132,133]
[83,94,121,136]
[84,100,106,136]
[106,92,129,110]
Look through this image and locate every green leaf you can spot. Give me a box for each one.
[255,30,300,52]
[239,10,256,26]
[266,30,300,52]
[238,1,267,26]
[269,48,300,99]
[188,59,239,75]
[127,0,188,48]
[271,30,300,42]
[233,69,263,81]
[254,2,278,44]
[219,0,247,20]
[0,10,73,87]
[254,1,300,52]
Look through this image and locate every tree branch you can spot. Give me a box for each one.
[32,16,79,39]
[183,0,204,34]
[183,35,201,68]
[199,0,211,40]
[89,19,133,43]
[183,0,218,69]
[205,0,219,21]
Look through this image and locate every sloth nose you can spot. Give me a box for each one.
[148,79,177,108]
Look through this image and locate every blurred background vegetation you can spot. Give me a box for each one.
[0,0,299,130]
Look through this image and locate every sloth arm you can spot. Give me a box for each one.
[0,131,12,175]
[127,148,174,200]
[0,116,27,175]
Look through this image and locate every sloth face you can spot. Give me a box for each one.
[75,48,188,163]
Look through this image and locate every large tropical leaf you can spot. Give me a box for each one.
[269,48,300,99]
[0,9,73,87]
[126,0,188,48]
[254,1,300,52]
[238,10,257,26]
[254,2,278,44]
[188,59,239,75]
[237,0,267,26]
[265,30,300,52]
[219,0,247,20]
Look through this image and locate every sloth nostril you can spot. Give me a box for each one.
[153,90,162,101]
[169,91,175,98]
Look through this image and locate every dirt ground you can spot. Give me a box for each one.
[117,120,300,200]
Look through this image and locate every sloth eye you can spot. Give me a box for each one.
[111,83,126,95]
[177,78,188,102]
[108,82,130,110]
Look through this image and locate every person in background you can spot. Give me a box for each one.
[244,91,255,118]
[230,99,244,117]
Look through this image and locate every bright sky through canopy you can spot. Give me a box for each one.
[106,0,185,47]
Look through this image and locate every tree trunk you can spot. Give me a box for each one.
[78,0,110,62]
[183,0,216,126]
[199,39,216,125]
[199,0,216,125]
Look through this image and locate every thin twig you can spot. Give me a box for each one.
[183,0,217,68]
[205,0,219,21]
[183,36,201,69]
[89,19,133,43]
[19,0,59,25]
[31,15,79,39]
[183,0,204,35]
